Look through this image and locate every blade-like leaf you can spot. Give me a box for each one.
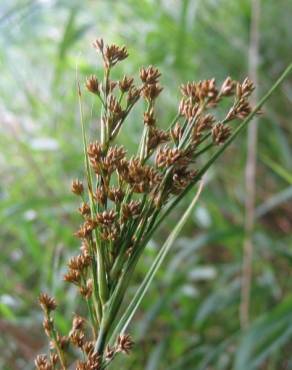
[234,296,292,370]
[109,180,204,344]
[260,153,292,184]
[255,185,292,218]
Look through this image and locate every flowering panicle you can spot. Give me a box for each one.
[35,38,256,369]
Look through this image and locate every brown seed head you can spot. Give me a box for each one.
[100,225,120,242]
[86,75,100,95]
[92,38,104,53]
[143,108,156,126]
[171,167,197,193]
[87,141,103,161]
[71,179,84,196]
[83,341,95,355]
[156,146,190,169]
[148,127,169,151]
[108,187,125,203]
[103,43,128,67]
[108,95,123,118]
[220,76,235,96]
[127,86,140,106]
[80,240,90,256]
[142,83,163,101]
[121,200,141,222]
[72,315,85,331]
[79,202,91,217]
[117,333,134,355]
[50,353,58,366]
[240,77,255,98]
[119,75,134,92]
[94,187,107,206]
[43,317,53,336]
[181,79,218,103]
[35,354,52,370]
[74,219,97,239]
[96,210,117,227]
[70,329,85,348]
[212,123,231,145]
[140,65,161,85]
[80,279,93,299]
[68,254,91,272]
[38,293,57,313]
[170,122,183,143]
[105,345,116,360]
[64,269,81,285]
[87,352,101,370]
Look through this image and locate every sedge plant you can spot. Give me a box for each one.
[35,38,292,370]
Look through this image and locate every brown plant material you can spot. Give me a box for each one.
[35,37,257,369]
[39,293,57,313]
[71,179,84,196]
[117,334,134,355]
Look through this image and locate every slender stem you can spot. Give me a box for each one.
[86,298,98,339]
[48,314,67,370]
[78,83,108,308]
[167,112,181,131]
[240,0,260,329]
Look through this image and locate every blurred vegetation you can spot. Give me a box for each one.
[0,0,292,369]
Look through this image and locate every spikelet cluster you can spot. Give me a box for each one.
[35,38,256,369]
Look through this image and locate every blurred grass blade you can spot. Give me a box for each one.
[260,153,292,184]
[235,296,292,370]
[255,185,292,218]
[109,180,204,343]
[145,339,168,370]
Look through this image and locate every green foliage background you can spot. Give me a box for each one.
[0,0,292,369]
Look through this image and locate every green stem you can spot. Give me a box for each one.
[78,84,108,308]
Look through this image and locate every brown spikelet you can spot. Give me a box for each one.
[119,75,134,92]
[70,330,85,348]
[96,210,117,227]
[39,293,57,312]
[92,38,104,53]
[212,123,231,145]
[64,269,81,285]
[143,108,156,126]
[79,286,93,299]
[142,83,163,101]
[220,76,235,96]
[79,202,91,217]
[156,146,190,169]
[86,75,100,95]
[35,354,52,370]
[121,200,141,222]
[71,179,84,195]
[108,187,125,203]
[117,334,134,355]
[140,65,161,85]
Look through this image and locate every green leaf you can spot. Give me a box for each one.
[260,153,292,184]
[255,185,292,218]
[234,296,292,370]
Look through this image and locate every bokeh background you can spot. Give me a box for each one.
[1,0,292,369]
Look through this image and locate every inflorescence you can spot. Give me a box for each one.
[35,38,255,370]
